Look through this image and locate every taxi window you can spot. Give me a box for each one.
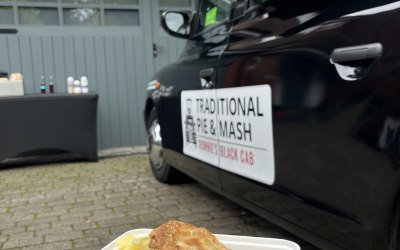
[198,0,232,28]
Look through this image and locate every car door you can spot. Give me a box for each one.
[155,0,233,190]
[216,0,400,249]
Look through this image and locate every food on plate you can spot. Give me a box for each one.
[149,220,228,250]
[115,234,151,250]
[114,220,228,250]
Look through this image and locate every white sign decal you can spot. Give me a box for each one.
[181,85,275,185]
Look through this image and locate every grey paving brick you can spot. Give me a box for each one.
[27,222,51,232]
[155,204,180,212]
[177,213,213,223]
[210,210,241,219]
[112,203,150,215]
[1,226,27,235]
[73,237,101,249]
[45,231,84,243]
[0,207,9,213]
[138,212,163,222]
[59,211,92,220]
[131,218,166,229]
[24,240,72,250]
[88,210,120,221]
[0,235,8,246]
[241,213,266,223]
[51,217,89,228]
[16,215,59,227]
[8,213,35,222]
[2,234,43,249]
[110,224,136,235]
[75,192,103,203]
[96,216,138,228]
[188,204,222,213]
[84,227,111,240]
[49,203,72,210]
[102,198,127,209]
[213,226,244,235]
[210,217,245,227]
[13,203,49,213]
[155,208,193,219]
[0,222,15,231]
[35,209,66,218]
[126,196,160,205]
[35,225,74,237]
[125,207,159,217]
[72,221,99,231]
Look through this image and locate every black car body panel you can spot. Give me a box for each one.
[144,1,400,249]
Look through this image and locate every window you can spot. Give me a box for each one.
[63,8,100,26]
[17,0,58,2]
[0,0,139,26]
[104,0,138,4]
[19,7,59,25]
[105,9,139,26]
[62,0,100,3]
[0,6,13,25]
[159,0,191,7]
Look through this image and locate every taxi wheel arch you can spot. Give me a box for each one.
[146,107,186,183]
[144,99,154,130]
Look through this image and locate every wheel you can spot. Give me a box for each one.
[146,107,186,183]
[390,199,400,250]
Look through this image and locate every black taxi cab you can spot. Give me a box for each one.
[143,0,400,249]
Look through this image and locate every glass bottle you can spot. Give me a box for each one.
[40,76,46,94]
[49,75,55,93]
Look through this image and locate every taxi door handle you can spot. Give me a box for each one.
[330,43,382,81]
[330,43,382,64]
[199,68,214,89]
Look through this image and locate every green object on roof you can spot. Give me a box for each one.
[205,6,217,26]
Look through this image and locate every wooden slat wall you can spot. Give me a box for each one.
[0,34,149,149]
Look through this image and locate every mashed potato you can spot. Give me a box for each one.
[115,234,151,250]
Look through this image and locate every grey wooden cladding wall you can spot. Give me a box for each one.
[0,33,148,149]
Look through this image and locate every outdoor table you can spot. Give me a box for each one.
[0,93,98,163]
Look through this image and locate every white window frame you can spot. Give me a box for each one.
[0,0,140,26]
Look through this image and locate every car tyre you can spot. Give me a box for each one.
[147,107,186,183]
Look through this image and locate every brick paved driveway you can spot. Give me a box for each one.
[0,155,320,250]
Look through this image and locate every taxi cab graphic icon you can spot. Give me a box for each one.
[184,99,197,146]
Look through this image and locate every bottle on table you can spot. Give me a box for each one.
[81,76,89,94]
[49,75,55,93]
[73,80,81,94]
[40,76,46,94]
[67,77,74,94]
